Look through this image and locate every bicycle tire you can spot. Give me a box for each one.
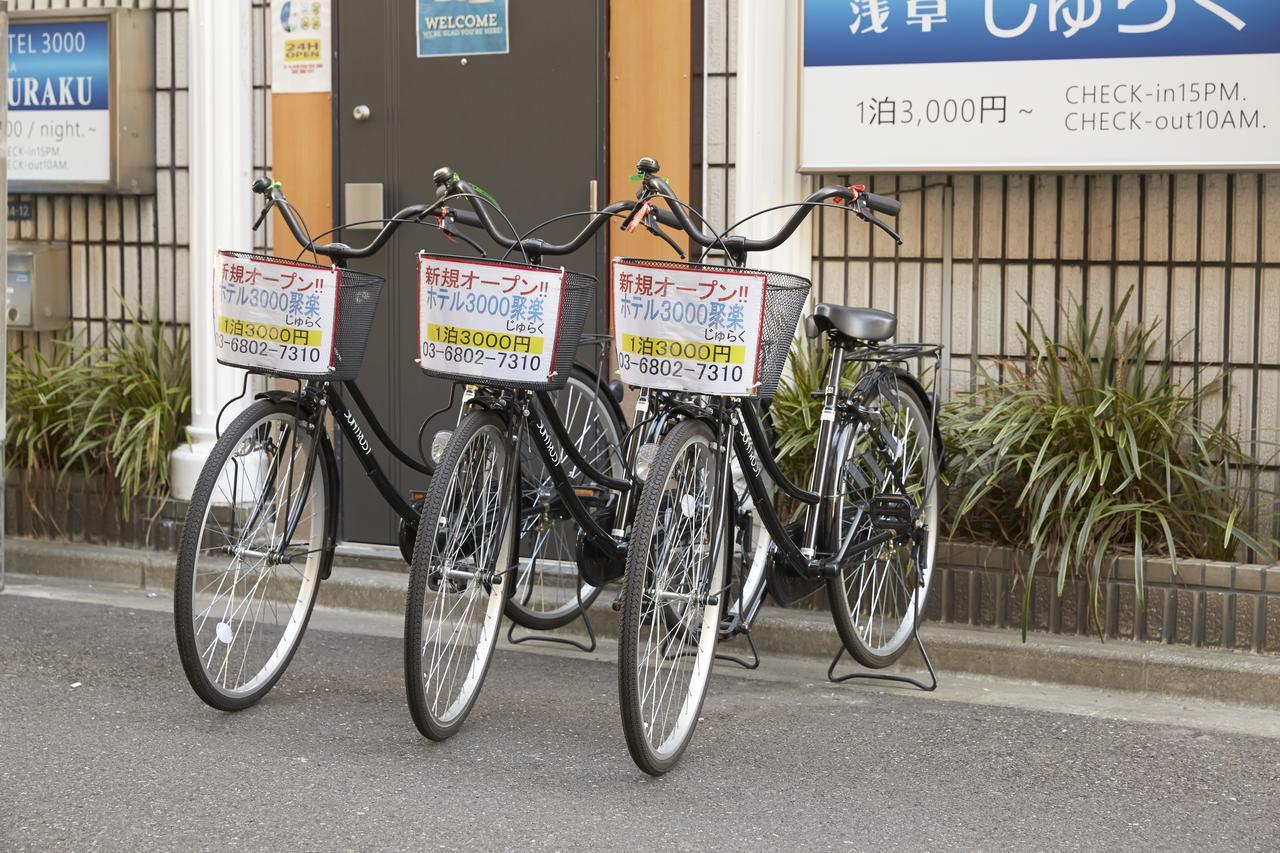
[826,369,940,668]
[404,409,515,741]
[508,366,625,630]
[174,397,335,711]
[618,418,726,775]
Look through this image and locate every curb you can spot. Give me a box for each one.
[6,537,1280,708]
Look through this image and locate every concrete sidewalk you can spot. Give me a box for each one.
[7,536,1280,707]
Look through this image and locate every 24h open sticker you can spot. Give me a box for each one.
[213,252,340,376]
[612,259,767,397]
[417,254,566,386]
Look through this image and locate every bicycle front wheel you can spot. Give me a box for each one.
[618,418,726,775]
[404,410,515,741]
[510,366,624,630]
[174,397,334,711]
[827,370,940,668]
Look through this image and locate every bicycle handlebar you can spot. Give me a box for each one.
[252,176,438,262]
[430,166,683,261]
[630,157,902,257]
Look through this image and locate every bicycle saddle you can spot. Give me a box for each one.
[804,303,896,342]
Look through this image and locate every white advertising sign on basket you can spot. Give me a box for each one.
[213,252,340,376]
[612,260,767,397]
[417,255,566,386]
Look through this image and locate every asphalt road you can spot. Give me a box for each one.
[2,584,1279,852]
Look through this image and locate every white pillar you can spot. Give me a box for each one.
[734,0,809,278]
[169,0,256,500]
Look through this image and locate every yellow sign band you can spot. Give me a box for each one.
[218,315,321,347]
[621,333,743,365]
[427,323,544,354]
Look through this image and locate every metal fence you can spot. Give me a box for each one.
[809,171,1280,537]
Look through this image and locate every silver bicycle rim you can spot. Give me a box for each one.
[838,382,939,656]
[189,412,324,698]
[418,423,511,726]
[515,374,622,618]
[635,432,723,761]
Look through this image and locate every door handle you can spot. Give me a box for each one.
[352,104,372,122]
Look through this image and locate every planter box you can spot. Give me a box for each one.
[5,468,187,551]
[934,540,1280,655]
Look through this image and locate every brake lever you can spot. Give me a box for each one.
[643,209,686,259]
[434,209,487,256]
[619,199,650,233]
[855,197,903,245]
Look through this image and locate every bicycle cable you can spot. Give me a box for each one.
[285,191,531,265]
[416,382,459,469]
[695,198,870,265]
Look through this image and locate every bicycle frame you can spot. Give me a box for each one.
[727,343,930,585]
[264,378,430,554]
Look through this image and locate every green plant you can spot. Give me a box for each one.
[5,344,92,476]
[6,311,191,518]
[945,290,1273,635]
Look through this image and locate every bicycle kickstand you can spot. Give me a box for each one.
[715,625,761,670]
[505,583,599,654]
[826,623,937,691]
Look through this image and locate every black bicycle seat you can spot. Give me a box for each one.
[805,303,896,343]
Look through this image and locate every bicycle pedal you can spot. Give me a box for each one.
[869,494,914,535]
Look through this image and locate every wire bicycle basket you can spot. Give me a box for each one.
[213,251,384,382]
[611,257,810,401]
[416,253,595,392]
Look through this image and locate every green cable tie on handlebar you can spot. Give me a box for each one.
[468,180,502,211]
[270,180,282,190]
[629,172,644,182]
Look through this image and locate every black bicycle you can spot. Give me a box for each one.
[400,165,701,739]
[173,178,623,711]
[614,173,944,774]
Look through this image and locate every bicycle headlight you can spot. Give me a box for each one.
[430,430,453,465]
[633,442,659,483]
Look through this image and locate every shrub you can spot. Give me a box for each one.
[6,312,191,518]
[945,290,1274,634]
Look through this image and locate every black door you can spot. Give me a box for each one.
[334,0,608,545]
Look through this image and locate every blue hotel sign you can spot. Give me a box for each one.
[8,19,111,183]
[800,0,1280,171]
[7,11,155,193]
[417,0,510,59]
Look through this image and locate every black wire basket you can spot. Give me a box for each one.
[418,255,596,392]
[613,258,811,401]
[214,252,384,382]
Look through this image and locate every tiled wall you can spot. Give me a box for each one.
[700,0,735,235]
[5,0,272,357]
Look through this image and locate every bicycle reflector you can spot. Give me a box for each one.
[430,430,453,465]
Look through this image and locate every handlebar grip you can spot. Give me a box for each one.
[863,192,900,218]
[251,177,273,195]
[450,207,483,228]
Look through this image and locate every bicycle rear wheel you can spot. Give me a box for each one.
[174,397,334,711]
[618,418,726,775]
[826,370,940,668]
[510,366,624,630]
[404,410,515,741]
